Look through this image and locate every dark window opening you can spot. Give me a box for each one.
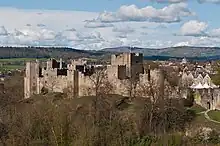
[207,102,211,109]
[57,69,68,76]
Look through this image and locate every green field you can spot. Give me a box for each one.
[0,58,48,72]
[0,58,47,62]
[208,110,220,122]
[190,104,206,114]
[0,65,24,72]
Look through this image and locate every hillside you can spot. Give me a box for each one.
[1,72,220,145]
[1,46,220,61]
[102,46,220,58]
[0,46,107,60]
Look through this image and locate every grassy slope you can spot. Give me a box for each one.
[188,105,220,130]
[190,114,220,132]
[208,110,220,122]
[190,104,206,114]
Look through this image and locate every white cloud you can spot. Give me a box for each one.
[180,20,208,36]
[26,24,32,27]
[13,29,25,36]
[141,26,149,29]
[90,3,194,23]
[155,24,168,29]
[84,21,114,28]
[65,28,76,32]
[0,26,8,36]
[0,7,97,30]
[174,36,220,47]
[117,33,128,38]
[37,24,46,27]
[112,26,135,33]
[0,7,219,49]
[208,28,220,37]
[40,29,56,40]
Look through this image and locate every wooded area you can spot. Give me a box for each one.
[0,72,220,146]
[0,46,107,59]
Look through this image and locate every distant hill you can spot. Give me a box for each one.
[102,46,220,58]
[0,46,108,60]
[1,46,220,61]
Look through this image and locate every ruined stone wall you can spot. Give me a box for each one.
[24,53,163,99]
[24,62,159,100]
[116,79,131,96]
[42,68,58,77]
[78,72,95,96]
[39,75,69,93]
[76,68,130,97]
[118,65,127,80]
[24,61,39,99]
[107,65,119,80]
[137,69,163,97]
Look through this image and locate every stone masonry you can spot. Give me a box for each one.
[24,52,163,99]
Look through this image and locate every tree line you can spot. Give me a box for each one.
[0,46,106,60]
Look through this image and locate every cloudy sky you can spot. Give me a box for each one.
[0,0,220,50]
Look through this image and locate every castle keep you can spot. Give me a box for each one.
[24,52,157,99]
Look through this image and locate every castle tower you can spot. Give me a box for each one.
[24,60,40,99]
[110,52,144,79]
[130,53,144,79]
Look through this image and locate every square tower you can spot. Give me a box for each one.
[110,52,144,79]
[24,60,40,98]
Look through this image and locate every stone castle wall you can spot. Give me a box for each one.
[24,53,163,99]
[24,61,39,99]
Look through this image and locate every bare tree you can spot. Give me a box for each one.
[136,77,162,136]
[122,75,140,99]
[88,68,113,96]
[136,71,194,136]
[63,85,74,98]
[46,76,58,92]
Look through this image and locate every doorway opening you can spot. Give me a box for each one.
[207,102,211,109]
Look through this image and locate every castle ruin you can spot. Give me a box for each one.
[24,52,162,99]
[24,52,220,110]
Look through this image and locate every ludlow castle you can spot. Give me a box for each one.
[24,52,220,110]
[24,52,164,99]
